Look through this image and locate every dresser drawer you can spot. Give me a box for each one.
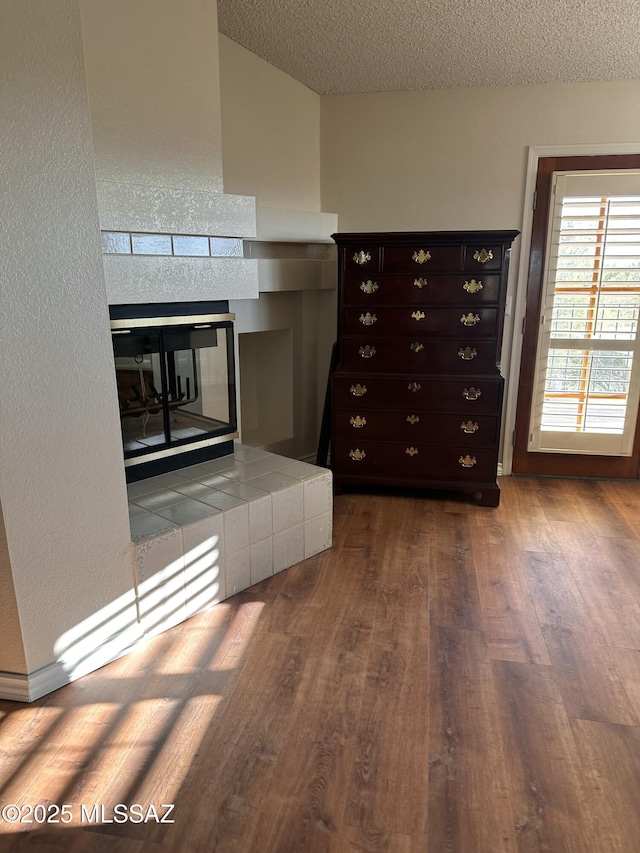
[332,441,498,481]
[341,337,499,374]
[463,245,504,271]
[332,375,503,413]
[333,408,500,446]
[382,244,462,273]
[344,273,501,307]
[343,307,498,338]
[343,245,381,272]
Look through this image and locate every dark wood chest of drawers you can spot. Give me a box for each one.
[329,230,519,506]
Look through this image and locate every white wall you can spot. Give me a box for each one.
[0,505,26,673]
[80,0,224,192]
[0,0,137,677]
[80,2,258,307]
[320,80,640,233]
[219,35,321,211]
[219,35,335,460]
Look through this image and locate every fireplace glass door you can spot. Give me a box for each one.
[112,315,236,478]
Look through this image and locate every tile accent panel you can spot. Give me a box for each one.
[131,443,332,632]
[102,231,244,258]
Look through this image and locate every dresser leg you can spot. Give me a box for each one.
[471,487,500,507]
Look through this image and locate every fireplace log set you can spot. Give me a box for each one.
[117,351,199,418]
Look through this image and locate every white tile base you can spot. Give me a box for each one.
[226,547,251,596]
[130,444,333,637]
[304,511,333,560]
[250,538,273,584]
[273,523,304,573]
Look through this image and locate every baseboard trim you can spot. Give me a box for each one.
[0,662,68,703]
[0,638,144,703]
[0,672,32,702]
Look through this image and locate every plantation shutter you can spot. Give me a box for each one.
[529,170,640,456]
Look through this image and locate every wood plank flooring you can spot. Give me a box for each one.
[1,476,640,851]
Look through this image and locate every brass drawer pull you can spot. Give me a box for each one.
[410,342,424,353]
[360,280,379,294]
[411,310,426,321]
[350,383,367,396]
[460,420,479,434]
[350,415,367,428]
[353,251,371,265]
[359,345,376,358]
[406,415,420,424]
[463,386,481,400]
[459,455,477,468]
[359,312,377,326]
[458,347,477,360]
[460,312,480,327]
[349,449,366,461]
[473,248,493,264]
[413,277,427,289]
[412,249,431,264]
[463,279,483,294]
[408,382,422,392]
[406,447,419,457]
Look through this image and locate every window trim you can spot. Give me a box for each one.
[501,143,640,476]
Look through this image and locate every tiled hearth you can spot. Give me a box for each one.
[128,443,332,638]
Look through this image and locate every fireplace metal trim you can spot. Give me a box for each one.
[110,312,235,330]
[123,430,239,468]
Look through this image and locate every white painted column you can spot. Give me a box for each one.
[0,0,140,699]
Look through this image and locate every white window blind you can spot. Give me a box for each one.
[529,170,640,456]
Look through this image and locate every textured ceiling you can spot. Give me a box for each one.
[217,0,640,95]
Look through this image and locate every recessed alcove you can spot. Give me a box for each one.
[238,328,294,452]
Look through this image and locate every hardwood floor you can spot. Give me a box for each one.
[1,476,640,851]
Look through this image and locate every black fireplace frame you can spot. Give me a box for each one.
[110,301,238,483]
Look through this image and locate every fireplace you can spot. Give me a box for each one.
[110,301,238,482]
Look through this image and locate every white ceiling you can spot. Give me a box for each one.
[217,0,640,95]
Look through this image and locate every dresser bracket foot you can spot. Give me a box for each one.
[469,487,500,507]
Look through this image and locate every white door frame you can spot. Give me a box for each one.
[501,142,640,476]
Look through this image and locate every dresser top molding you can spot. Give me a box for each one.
[331,230,520,244]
